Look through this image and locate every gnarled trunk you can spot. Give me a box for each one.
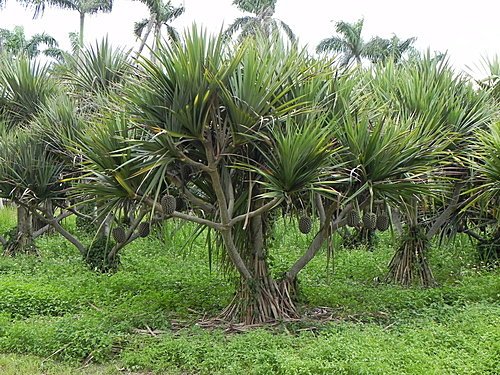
[220,214,298,324]
[4,206,35,255]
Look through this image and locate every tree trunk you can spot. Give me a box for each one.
[220,215,298,324]
[32,200,55,235]
[4,206,35,255]
[79,12,85,48]
[426,183,463,240]
[136,15,154,59]
[151,23,161,63]
[220,258,298,324]
[391,209,403,235]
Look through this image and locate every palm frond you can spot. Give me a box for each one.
[316,37,346,54]
[0,56,57,128]
[134,18,150,38]
[164,24,180,44]
[232,0,277,14]
[277,19,296,42]
[224,16,255,38]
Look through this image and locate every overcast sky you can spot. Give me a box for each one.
[0,0,499,76]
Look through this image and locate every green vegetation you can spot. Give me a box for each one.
[0,1,498,373]
[0,208,498,374]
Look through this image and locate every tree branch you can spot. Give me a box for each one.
[30,206,86,256]
[172,211,223,230]
[229,196,283,227]
[285,202,353,281]
[167,173,214,212]
[32,210,73,238]
[205,137,253,280]
[107,209,148,262]
[316,193,326,226]
[141,196,223,230]
[56,204,93,220]
[285,197,370,281]
[463,229,486,243]
[222,167,235,218]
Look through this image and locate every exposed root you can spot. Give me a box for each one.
[2,232,38,256]
[136,307,393,335]
[219,277,299,325]
[386,226,435,287]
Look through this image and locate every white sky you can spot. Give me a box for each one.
[0,0,499,75]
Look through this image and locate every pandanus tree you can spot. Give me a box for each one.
[75,29,448,323]
[55,38,132,112]
[367,57,493,285]
[0,132,72,254]
[133,0,184,58]
[476,56,500,104]
[48,40,136,269]
[0,102,139,267]
[225,0,295,42]
[77,31,335,321]
[0,56,56,129]
[464,122,500,261]
[0,57,83,255]
[0,42,136,265]
[0,56,58,253]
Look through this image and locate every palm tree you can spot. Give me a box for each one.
[22,0,113,48]
[0,25,60,59]
[316,19,365,66]
[364,35,417,64]
[225,0,295,42]
[133,0,184,58]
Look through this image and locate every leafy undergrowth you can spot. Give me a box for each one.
[0,216,498,374]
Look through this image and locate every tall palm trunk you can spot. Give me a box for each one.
[79,12,85,48]
[151,22,162,63]
[137,15,155,58]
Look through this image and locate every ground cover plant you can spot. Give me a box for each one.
[0,208,498,374]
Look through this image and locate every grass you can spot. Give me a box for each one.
[0,354,121,374]
[0,210,498,374]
